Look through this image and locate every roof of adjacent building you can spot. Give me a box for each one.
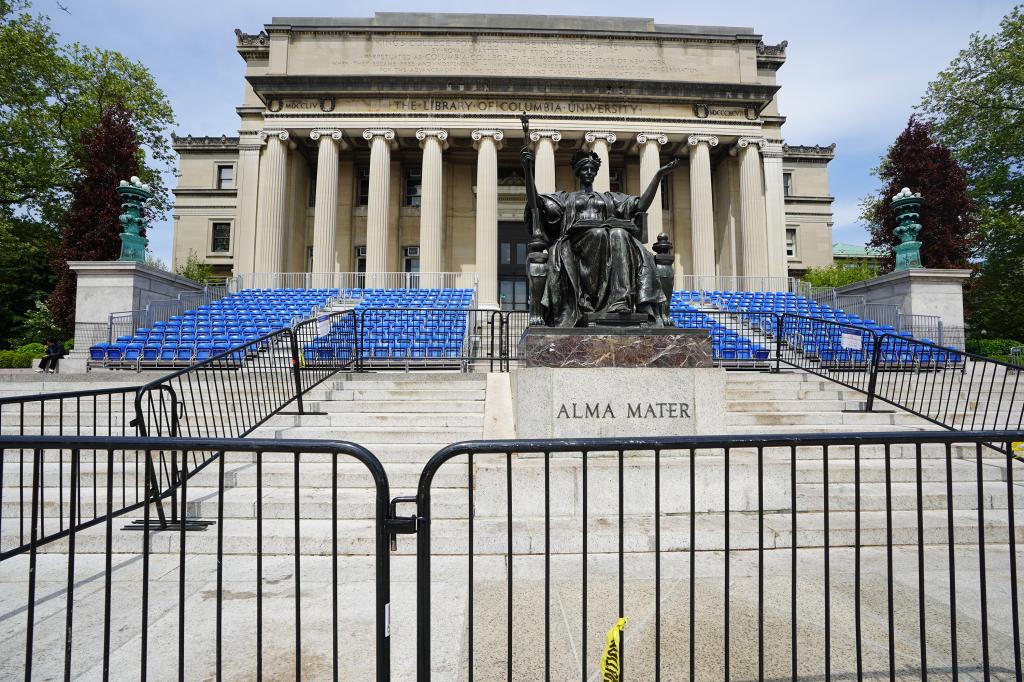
[833,243,883,258]
[267,13,757,38]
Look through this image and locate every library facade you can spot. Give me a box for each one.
[172,13,836,308]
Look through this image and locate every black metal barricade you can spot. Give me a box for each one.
[0,435,392,681]
[413,430,1024,681]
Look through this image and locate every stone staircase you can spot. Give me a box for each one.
[0,368,1021,679]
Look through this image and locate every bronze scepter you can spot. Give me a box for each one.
[520,113,545,250]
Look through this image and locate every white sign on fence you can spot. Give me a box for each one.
[316,315,331,337]
[840,329,863,351]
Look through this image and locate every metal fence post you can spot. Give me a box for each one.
[288,330,305,415]
[774,313,783,373]
[865,333,884,412]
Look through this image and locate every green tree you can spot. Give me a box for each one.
[918,6,1024,338]
[802,262,877,289]
[175,250,215,285]
[0,0,175,224]
[0,215,56,347]
[0,0,174,346]
[861,118,978,272]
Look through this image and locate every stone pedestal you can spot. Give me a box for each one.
[65,261,204,372]
[512,367,726,438]
[836,268,971,327]
[520,327,712,368]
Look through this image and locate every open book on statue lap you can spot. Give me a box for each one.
[565,217,641,238]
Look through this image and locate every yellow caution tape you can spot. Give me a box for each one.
[600,617,626,681]
[1013,442,1023,460]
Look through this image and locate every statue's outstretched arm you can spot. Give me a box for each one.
[636,157,683,213]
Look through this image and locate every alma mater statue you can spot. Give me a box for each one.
[521,117,682,328]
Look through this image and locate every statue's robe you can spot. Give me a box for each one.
[527,190,666,328]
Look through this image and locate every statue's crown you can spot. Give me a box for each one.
[571,149,601,171]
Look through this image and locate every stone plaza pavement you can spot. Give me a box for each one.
[1,542,1020,680]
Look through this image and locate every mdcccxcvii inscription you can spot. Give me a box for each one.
[556,402,691,420]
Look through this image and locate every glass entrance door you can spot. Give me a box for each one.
[497,222,529,311]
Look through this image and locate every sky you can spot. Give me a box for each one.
[44,0,1016,266]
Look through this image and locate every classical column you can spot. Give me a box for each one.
[254,129,289,274]
[687,135,718,283]
[584,132,616,192]
[362,128,395,274]
[416,128,448,282]
[529,130,560,193]
[310,129,344,278]
[637,132,668,248]
[762,141,788,279]
[472,129,503,309]
[233,130,263,276]
[735,137,769,281]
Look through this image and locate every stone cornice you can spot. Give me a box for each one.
[783,143,836,160]
[172,188,238,198]
[246,75,780,109]
[235,28,269,61]
[784,194,835,204]
[171,134,239,152]
[261,15,760,44]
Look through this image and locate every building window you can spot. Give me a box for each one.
[356,167,370,206]
[785,227,797,259]
[782,172,793,197]
[405,167,422,207]
[500,243,512,265]
[211,222,231,253]
[216,165,234,190]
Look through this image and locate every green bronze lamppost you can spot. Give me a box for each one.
[891,187,924,271]
[116,176,151,263]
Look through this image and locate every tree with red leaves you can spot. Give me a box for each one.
[863,117,978,272]
[49,104,141,335]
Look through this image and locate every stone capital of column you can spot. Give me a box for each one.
[687,134,719,148]
[732,137,766,155]
[529,129,562,145]
[238,130,266,151]
[636,132,668,146]
[362,128,395,142]
[472,129,504,150]
[416,128,449,149]
[259,129,289,143]
[310,128,344,143]
[761,140,785,159]
[584,131,617,145]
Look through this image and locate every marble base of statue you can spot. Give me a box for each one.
[520,325,713,369]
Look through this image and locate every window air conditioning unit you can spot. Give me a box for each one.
[405,246,420,257]
[356,246,367,257]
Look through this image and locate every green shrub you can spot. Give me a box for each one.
[16,342,45,358]
[802,262,878,289]
[0,351,33,368]
[965,338,1022,358]
[64,339,74,353]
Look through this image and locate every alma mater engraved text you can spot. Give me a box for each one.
[556,402,692,419]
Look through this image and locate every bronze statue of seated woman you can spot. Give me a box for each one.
[521,142,682,328]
